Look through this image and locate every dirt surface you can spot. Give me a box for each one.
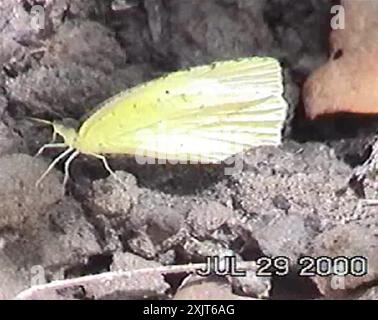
[0,0,377,300]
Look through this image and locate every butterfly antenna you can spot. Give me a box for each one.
[27,117,64,157]
[27,117,53,126]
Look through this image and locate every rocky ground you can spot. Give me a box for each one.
[0,0,377,299]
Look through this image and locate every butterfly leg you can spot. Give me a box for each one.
[62,150,80,194]
[34,143,66,158]
[92,154,129,189]
[36,147,74,187]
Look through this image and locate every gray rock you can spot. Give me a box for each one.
[0,153,61,231]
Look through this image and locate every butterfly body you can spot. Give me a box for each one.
[34,57,288,188]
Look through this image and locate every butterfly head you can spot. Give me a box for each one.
[50,119,78,148]
[29,117,79,148]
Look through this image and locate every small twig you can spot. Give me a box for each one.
[16,261,257,300]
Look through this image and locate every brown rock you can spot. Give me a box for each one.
[310,223,378,297]
[173,275,254,300]
[304,0,378,118]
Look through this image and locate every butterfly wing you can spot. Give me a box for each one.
[76,57,288,162]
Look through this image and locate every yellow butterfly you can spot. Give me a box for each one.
[33,57,288,188]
